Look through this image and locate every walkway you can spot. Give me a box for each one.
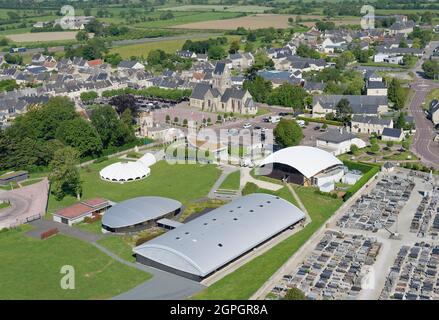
[285,183,310,223]
[27,219,104,242]
[240,167,283,191]
[208,165,240,200]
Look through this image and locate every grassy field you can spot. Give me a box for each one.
[110,35,239,58]
[0,225,151,299]
[192,184,342,300]
[423,88,439,109]
[159,5,272,13]
[74,220,103,234]
[97,235,136,262]
[48,159,221,213]
[133,11,241,28]
[0,201,10,210]
[218,170,240,190]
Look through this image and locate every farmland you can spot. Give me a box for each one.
[171,14,361,30]
[158,5,272,13]
[6,31,79,43]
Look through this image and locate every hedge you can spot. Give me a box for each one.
[296,116,343,126]
[102,87,192,101]
[342,161,381,201]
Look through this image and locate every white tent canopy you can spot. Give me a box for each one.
[259,146,342,179]
[100,161,151,182]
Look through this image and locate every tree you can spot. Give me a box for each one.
[370,141,380,153]
[244,41,254,53]
[402,140,410,150]
[273,119,303,148]
[388,78,406,109]
[90,105,134,149]
[243,76,272,103]
[0,79,18,92]
[296,43,320,59]
[55,118,103,158]
[49,147,82,200]
[422,60,439,80]
[335,51,355,69]
[229,40,240,54]
[80,91,98,103]
[394,112,406,129]
[104,53,122,67]
[76,30,89,42]
[110,94,137,115]
[386,140,394,148]
[208,45,226,60]
[165,114,170,123]
[283,287,306,300]
[335,98,352,123]
[267,83,309,110]
[350,144,359,155]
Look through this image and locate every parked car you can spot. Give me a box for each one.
[243,123,252,129]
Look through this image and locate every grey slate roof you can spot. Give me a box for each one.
[351,115,392,126]
[314,95,387,115]
[382,127,403,138]
[317,128,356,143]
[213,62,226,75]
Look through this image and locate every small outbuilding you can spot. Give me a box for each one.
[53,198,111,226]
[102,196,182,233]
[0,171,28,186]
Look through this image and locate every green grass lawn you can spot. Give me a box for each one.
[74,220,103,234]
[423,88,439,110]
[192,185,342,300]
[0,226,151,299]
[218,170,240,190]
[0,201,10,210]
[48,159,221,213]
[97,236,136,262]
[178,199,227,222]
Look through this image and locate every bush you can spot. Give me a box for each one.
[343,161,380,201]
[296,116,342,126]
[93,156,109,164]
[84,215,101,224]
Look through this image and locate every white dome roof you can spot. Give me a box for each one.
[138,153,156,167]
[100,161,151,182]
[259,146,342,179]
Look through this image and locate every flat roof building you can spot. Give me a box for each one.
[102,196,182,233]
[133,193,305,281]
[53,198,111,226]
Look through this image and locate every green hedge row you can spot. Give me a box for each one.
[296,116,343,126]
[342,161,381,201]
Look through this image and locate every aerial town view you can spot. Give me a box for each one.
[0,0,439,309]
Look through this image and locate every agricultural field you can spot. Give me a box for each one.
[133,11,241,28]
[6,31,79,43]
[158,5,272,13]
[171,14,360,30]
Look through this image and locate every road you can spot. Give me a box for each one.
[408,40,439,169]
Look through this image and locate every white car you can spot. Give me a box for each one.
[243,123,252,129]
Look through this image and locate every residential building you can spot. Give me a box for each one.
[351,115,393,135]
[381,127,404,142]
[429,99,439,125]
[316,128,366,156]
[366,81,388,96]
[311,95,388,118]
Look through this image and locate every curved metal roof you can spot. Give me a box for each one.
[133,193,305,277]
[102,196,182,228]
[259,146,342,179]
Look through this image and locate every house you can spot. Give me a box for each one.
[351,115,393,135]
[312,95,388,118]
[429,99,439,125]
[381,127,404,142]
[53,198,111,226]
[196,54,208,62]
[319,37,347,53]
[303,81,326,94]
[366,81,387,96]
[31,53,46,65]
[316,128,366,156]
[176,50,196,59]
[86,59,103,68]
[374,47,423,63]
[229,52,254,70]
[117,60,145,71]
[388,20,415,36]
[257,70,303,88]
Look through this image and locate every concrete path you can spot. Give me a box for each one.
[240,167,283,191]
[208,165,240,199]
[286,183,310,223]
[27,219,104,242]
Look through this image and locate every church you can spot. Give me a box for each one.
[189,61,257,115]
